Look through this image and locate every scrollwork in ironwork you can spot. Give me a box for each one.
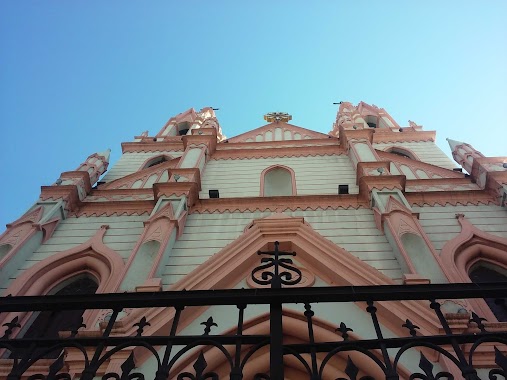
[251,241,302,289]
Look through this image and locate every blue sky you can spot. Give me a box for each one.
[1,1,506,229]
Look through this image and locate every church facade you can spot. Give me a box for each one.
[1,102,507,379]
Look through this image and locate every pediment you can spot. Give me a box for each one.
[116,213,440,349]
[226,122,329,143]
[101,158,180,190]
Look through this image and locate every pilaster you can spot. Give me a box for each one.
[373,193,448,284]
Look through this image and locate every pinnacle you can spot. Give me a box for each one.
[97,148,111,162]
[446,138,465,152]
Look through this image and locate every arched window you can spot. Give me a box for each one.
[385,147,419,160]
[12,276,98,359]
[177,122,190,136]
[145,156,167,168]
[440,215,507,322]
[261,166,296,196]
[469,263,507,322]
[364,115,377,128]
[141,155,174,170]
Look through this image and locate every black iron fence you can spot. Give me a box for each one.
[1,243,507,379]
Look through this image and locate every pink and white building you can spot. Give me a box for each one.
[1,102,507,379]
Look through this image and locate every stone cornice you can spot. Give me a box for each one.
[182,134,217,154]
[190,194,369,214]
[406,190,496,207]
[88,188,153,198]
[211,144,345,160]
[219,138,338,150]
[121,141,184,153]
[153,182,200,206]
[372,130,436,144]
[406,177,476,188]
[71,200,153,217]
[40,185,81,211]
[339,128,375,148]
[358,175,407,195]
[60,171,92,193]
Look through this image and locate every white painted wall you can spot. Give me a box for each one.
[200,155,358,198]
[414,204,507,253]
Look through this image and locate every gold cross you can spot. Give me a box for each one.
[264,112,292,123]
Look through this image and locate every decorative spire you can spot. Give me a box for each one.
[446,138,465,153]
[97,148,111,164]
[76,149,111,185]
[446,138,484,173]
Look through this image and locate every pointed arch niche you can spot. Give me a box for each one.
[384,146,420,160]
[260,165,297,196]
[441,214,507,321]
[0,225,125,331]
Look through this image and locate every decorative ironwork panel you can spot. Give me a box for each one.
[1,244,507,379]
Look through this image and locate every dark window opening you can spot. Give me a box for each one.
[178,128,189,136]
[338,184,349,195]
[147,157,167,168]
[469,264,507,322]
[365,115,378,129]
[10,277,98,359]
[390,150,411,159]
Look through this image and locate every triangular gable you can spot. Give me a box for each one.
[357,101,382,115]
[101,158,180,190]
[226,122,329,143]
[117,213,440,354]
[377,150,464,179]
[166,108,198,124]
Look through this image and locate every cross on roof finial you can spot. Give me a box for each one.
[264,112,292,123]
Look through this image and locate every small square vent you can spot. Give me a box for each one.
[338,185,349,195]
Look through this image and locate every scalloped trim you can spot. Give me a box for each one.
[191,195,368,214]
[71,201,153,217]
[211,145,344,160]
[212,151,342,160]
